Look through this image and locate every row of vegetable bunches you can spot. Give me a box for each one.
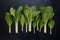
[5,5,55,34]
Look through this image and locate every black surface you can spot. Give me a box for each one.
[0,0,60,40]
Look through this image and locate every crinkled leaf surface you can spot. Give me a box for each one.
[42,6,53,23]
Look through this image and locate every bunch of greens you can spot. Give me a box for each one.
[5,5,55,34]
[32,20,37,33]
[40,5,54,33]
[10,6,23,33]
[48,19,55,34]
[39,20,44,32]
[20,14,25,31]
[24,5,40,32]
[5,12,13,33]
[35,15,40,31]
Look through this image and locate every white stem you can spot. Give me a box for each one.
[26,23,27,33]
[29,21,31,32]
[9,26,11,33]
[50,29,52,34]
[15,22,18,33]
[37,22,39,31]
[34,28,35,34]
[22,25,23,31]
[44,23,47,33]
[39,28,41,32]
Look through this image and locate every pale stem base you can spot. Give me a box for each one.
[33,28,35,34]
[15,22,18,33]
[29,22,31,32]
[26,23,27,33]
[37,23,39,31]
[44,23,47,33]
[50,29,52,34]
[39,28,41,32]
[22,26,23,31]
[9,26,11,33]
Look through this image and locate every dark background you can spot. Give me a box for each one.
[0,0,60,40]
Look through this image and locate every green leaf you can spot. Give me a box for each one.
[24,6,30,22]
[20,14,25,27]
[48,19,55,29]
[10,7,16,18]
[49,13,54,19]
[40,5,46,13]
[24,10,29,19]
[35,15,40,21]
[5,12,13,27]
[24,5,40,22]
[45,6,53,13]
[31,6,40,17]
[17,6,23,18]
[39,20,44,31]
[42,6,53,23]
[33,21,37,28]
[31,6,37,11]
[17,6,23,14]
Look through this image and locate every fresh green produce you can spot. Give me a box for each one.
[4,5,55,34]
[35,15,40,31]
[39,20,44,32]
[48,19,55,34]
[25,18,29,33]
[10,6,23,33]
[24,5,40,32]
[5,12,13,33]
[40,6,54,33]
[20,14,25,31]
[32,20,37,33]
[25,22,28,33]
[40,5,46,13]
[24,5,31,32]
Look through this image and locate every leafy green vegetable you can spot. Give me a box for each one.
[5,12,13,33]
[25,22,28,33]
[10,6,23,33]
[35,15,40,31]
[48,19,55,34]
[40,5,46,13]
[39,20,44,32]
[49,13,54,19]
[24,18,29,33]
[5,5,55,34]
[24,5,31,32]
[20,14,25,31]
[32,20,37,33]
[24,5,40,32]
[41,6,54,33]
[17,6,23,18]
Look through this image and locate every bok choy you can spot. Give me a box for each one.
[20,14,25,31]
[32,20,36,33]
[48,19,55,34]
[5,12,13,33]
[10,6,23,33]
[39,20,44,32]
[40,6,54,33]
